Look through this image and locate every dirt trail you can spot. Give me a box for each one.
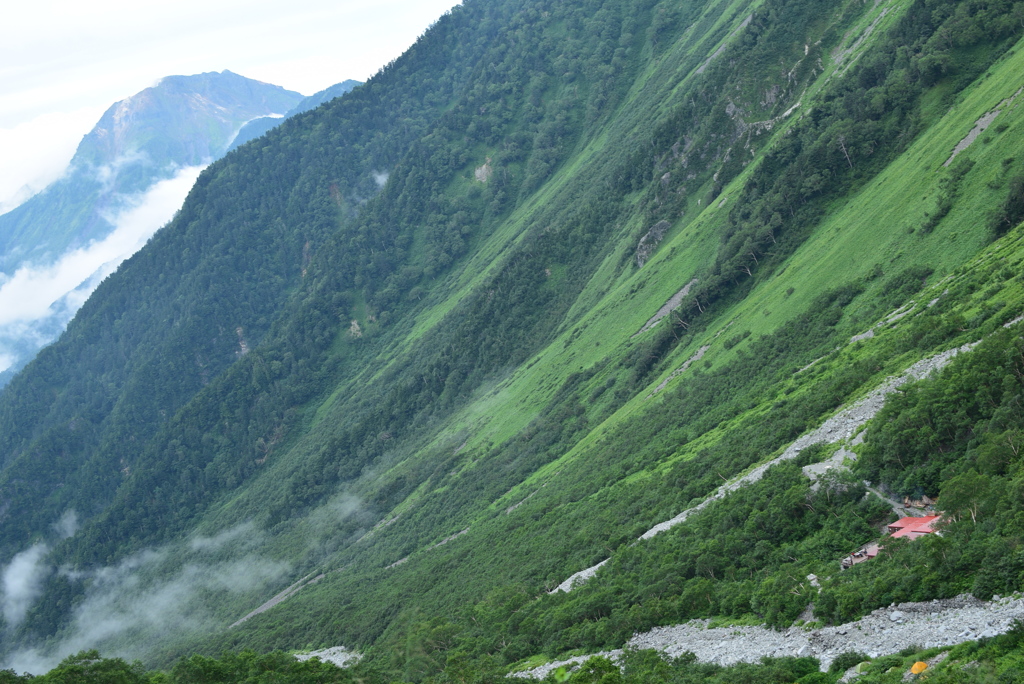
[696,15,753,75]
[832,8,890,74]
[230,572,324,627]
[649,344,709,395]
[944,86,1024,166]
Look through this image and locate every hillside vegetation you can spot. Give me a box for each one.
[3,0,1024,681]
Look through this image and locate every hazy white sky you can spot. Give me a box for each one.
[0,0,461,210]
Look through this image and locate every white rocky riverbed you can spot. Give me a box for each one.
[511,594,1024,678]
[295,646,362,668]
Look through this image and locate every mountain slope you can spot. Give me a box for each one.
[1,0,1024,678]
[0,71,303,384]
[0,70,301,267]
[227,79,363,152]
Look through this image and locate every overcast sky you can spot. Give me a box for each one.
[0,0,462,211]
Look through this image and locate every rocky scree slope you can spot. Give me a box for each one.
[514,594,1024,677]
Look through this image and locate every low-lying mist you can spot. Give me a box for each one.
[0,164,204,375]
[1,489,376,675]
[1,520,289,675]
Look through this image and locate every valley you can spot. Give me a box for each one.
[2,0,1024,681]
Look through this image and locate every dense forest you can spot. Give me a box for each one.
[2,0,1024,681]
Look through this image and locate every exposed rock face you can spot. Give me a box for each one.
[635,220,671,267]
[635,278,699,336]
[294,646,362,668]
[550,560,609,594]
[77,70,303,172]
[475,158,493,182]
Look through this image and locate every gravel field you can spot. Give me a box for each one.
[295,646,362,668]
[512,594,1024,678]
[307,329,1024,679]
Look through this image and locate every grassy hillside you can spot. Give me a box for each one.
[2,0,1024,680]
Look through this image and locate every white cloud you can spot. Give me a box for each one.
[93,150,152,193]
[188,522,257,552]
[5,531,290,674]
[2,544,50,629]
[52,511,79,540]
[0,106,103,215]
[0,164,204,377]
[57,556,289,653]
[0,0,462,127]
[0,0,461,215]
[0,165,204,330]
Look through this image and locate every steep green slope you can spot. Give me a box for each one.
[2,0,1024,678]
[0,0,513,558]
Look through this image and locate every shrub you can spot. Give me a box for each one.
[829,651,869,673]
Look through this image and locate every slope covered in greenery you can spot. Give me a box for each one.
[2,0,1024,680]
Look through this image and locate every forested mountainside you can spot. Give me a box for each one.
[3,0,1024,681]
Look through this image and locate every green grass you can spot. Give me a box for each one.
[17,0,1024,673]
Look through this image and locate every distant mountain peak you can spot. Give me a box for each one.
[76,71,303,168]
[0,72,312,382]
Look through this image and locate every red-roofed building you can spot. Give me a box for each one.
[841,516,942,569]
[887,515,942,540]
[841,542,880,569]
